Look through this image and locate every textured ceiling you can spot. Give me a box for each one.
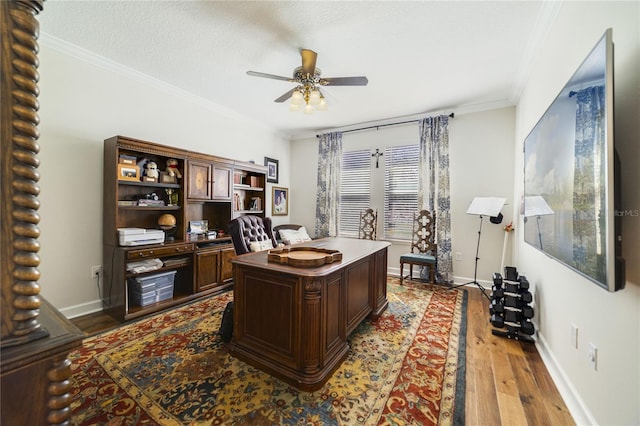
[39,1,559,137]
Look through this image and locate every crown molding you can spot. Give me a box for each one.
[38,32,288,139]
[509,1,564,104]
[290,99,515,142]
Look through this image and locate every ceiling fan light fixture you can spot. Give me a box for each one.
[317,96,328,111]
[247,49,366,114]
[309,89,321,105]
[291,90,303,105]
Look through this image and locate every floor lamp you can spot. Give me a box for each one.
[450,197,506,301]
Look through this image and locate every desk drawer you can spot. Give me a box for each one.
[127,243,194,260]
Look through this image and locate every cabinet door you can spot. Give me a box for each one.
[220,246,236,282]
[188,161,212,199]
[212,164,232,200]
[196,249,220,292]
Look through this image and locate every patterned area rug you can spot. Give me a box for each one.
[69,277,467,425]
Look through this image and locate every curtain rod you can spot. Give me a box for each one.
[316,112,454,138]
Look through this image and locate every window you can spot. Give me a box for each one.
[338,144,419,241]
[384,145,419,240]
[339,150,371,237]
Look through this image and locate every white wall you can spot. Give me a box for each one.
[37,39,290,317]
[513,2,639,424]
[290,106,515,284]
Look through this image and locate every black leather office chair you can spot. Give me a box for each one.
[228,215,277,255]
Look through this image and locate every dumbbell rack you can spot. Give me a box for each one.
[489,268,535,343]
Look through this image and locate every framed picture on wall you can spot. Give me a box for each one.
[272,186,288,216]
[264,157,279,183]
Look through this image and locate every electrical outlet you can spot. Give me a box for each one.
[571,323,578,349]
[455,252,462,261]
[588,342,598,371]
[91,265,102,278]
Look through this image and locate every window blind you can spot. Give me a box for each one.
[384,144,419,240]
[339,150,371,237]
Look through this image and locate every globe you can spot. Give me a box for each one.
[158,214,176,229]
[158,214,177,241]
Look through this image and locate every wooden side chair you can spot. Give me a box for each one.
[358,208,378,240]
[400,210,437,284]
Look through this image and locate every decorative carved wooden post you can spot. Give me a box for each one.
[1,0,47,345]
[2,2,84,425]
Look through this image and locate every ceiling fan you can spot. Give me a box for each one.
[246,49,368,112]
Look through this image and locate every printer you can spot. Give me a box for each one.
[118,228,165,246]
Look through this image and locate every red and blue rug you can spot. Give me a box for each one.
[69,277,467,425]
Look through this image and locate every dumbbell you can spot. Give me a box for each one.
[502,319,535,336]
[504,266,518,281]
[503,299,535,319]
[490,313,504,328]
[493,272,503,287]
[505,309,519,323]
[521,305,534,319]
[490,299,504,314]
[518,275,530,290]
[506,306,534,320]
[491,285,504,299]
[519,319,535,335]
[504,280,520,293]
[503,290,533,304]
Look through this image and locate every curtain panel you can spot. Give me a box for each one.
[418,116,453,283]
[315,132,343,238]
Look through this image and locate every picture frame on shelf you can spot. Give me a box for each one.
[189,220,208,234]
[160,171,177,184]
[117,164,140,181]
[264,157,279,183]
[272,186,288,216]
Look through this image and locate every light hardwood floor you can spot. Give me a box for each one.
[71,286,575,425]
[464,286,575,425]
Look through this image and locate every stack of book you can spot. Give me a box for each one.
[137,199,165,207]
[249,197,262,211]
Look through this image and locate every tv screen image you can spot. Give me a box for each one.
[523,28,624,292]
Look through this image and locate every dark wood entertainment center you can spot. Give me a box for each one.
[103,136,267,321]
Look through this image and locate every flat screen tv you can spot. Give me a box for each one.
[523,28,624,292]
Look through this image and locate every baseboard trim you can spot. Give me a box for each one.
[60,299,104,319]
[535,332,595,425]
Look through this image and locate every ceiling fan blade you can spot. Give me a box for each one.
[321,76,369,86]
[301,49,318,75]
[247,71,294,82]
[274,87,297,103]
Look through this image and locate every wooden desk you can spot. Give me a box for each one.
[230,237,390,391]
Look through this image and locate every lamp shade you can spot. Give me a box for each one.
[309,89,321,105]
[291,90,303,105]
